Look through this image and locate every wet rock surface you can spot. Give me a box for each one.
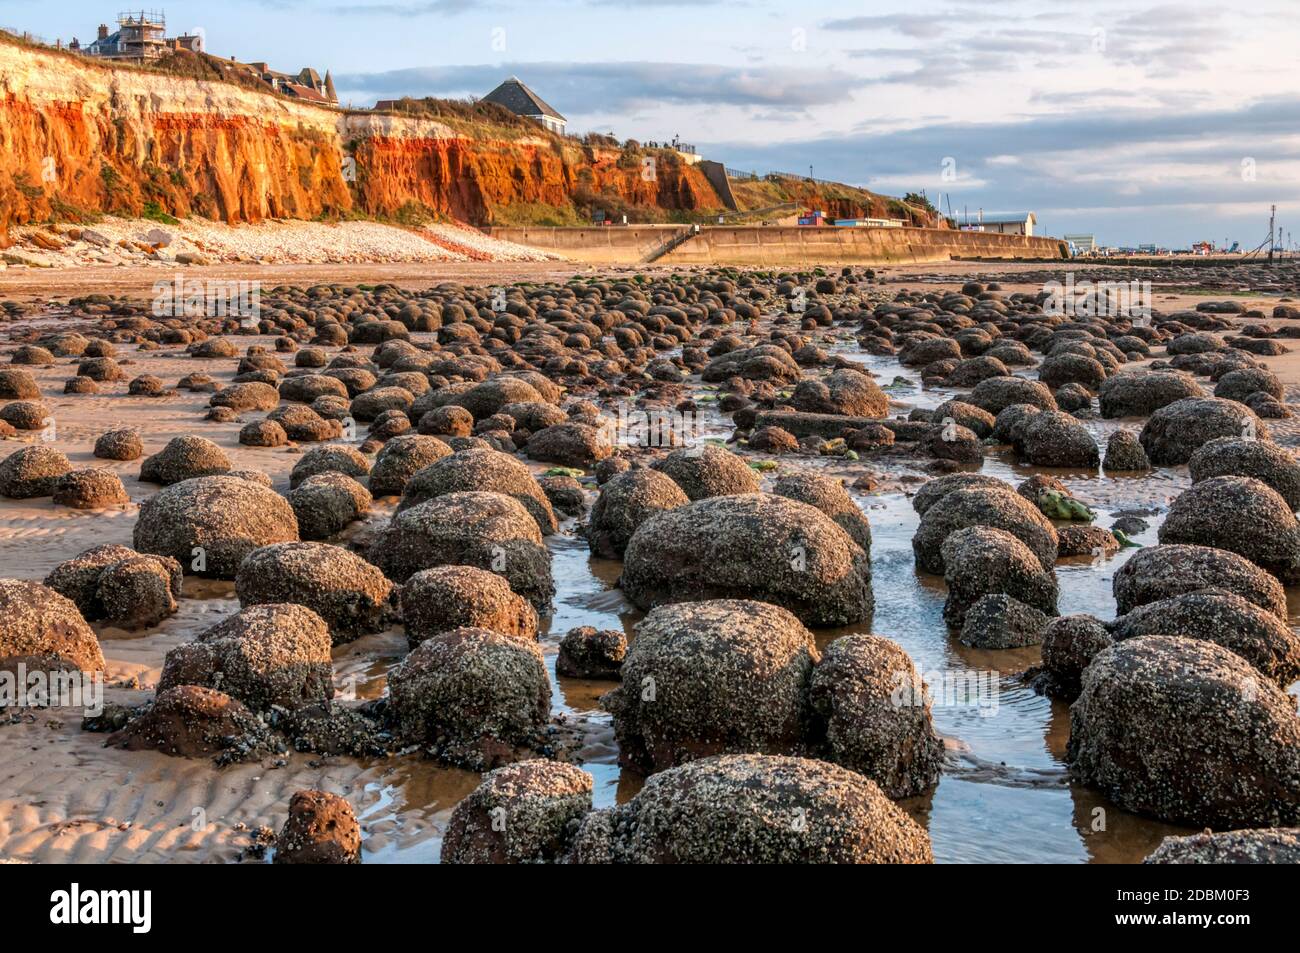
[569,754,933,864]
[1144,828,1300,864]
[386,627,551,770]
[621,493,873,627]
[273,790,362,864]
[1068,635,1300,829]
[441,760,593,864]
[235,542,395,644]
[158,603,334,711]
[808,634,943,798]
[606,599,819,773]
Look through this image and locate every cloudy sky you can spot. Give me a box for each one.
[18,0,1300,246]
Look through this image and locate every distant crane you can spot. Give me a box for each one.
[1242,204,1282,261]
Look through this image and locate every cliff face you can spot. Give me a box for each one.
[0,36,724,237]
[348,131,719,225]
[0,38,354,232]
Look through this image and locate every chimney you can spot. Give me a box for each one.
[98,24,109,40]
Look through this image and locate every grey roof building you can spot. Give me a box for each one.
[482,77,566,134]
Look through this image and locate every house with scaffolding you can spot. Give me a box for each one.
[78,11,203,60]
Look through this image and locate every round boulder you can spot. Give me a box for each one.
[134,476,299,579]
[1158,476,1300,585]
[0,368,40,399]
[441,760,593,864]
[1214,367,1283,403]
[369,491,554,610]
[235,542,394,644]
[525,421,612,469]
[1145,829,1300,865]
[1098,370,1205,419]
[587,468,689,559]
[52,468,129,509]
[650,444,760,501]
[968,376,1057,414]
[911,473,1008,516]
[607,600,818,773]
[386,627,550,770]
[1188,437,1300,511]
[273,790,362,865]
[95,555,180,628]
[1102,430,1150,472]
[789,368,888,417]
[139,436,232,485]
[913,485,1058,575]
[239,419,288,448]
[367,434,453,498]
[158,603,333,711]
[808,634,943,798]
[1015,410,1100,468]
[772,473,872,552]
[0,446,72,498]
[93,428,144,461]
[940,525,1058,625]
[1038,614,1114,699]
[569,754,932,864]
[1113,543,1287,620]
[1067,635,1300,829]
[209,381,279,412]
[401,565,538,648]
[1110,590,1300,685]
[398,448,557,534]
[621,493,873,627]
[289,445,371,489]
[0,579,104,673]
[1039,352,1106,391]
[285,472,371,540]
[556,626,626,680]
[1139,397,1267,466]
[114,686,270,760]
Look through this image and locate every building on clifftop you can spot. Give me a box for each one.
[77,11,337,105]
[482,77,566,134]
[83,11,168,59]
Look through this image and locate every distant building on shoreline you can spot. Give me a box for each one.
[977,212,1036,237]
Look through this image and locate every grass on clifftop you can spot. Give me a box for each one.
[730,174,937,226]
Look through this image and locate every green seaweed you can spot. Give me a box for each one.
[1038,489,1095,522]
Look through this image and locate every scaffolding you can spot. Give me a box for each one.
[113,10,167,59]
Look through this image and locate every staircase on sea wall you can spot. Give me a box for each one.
[640,227,700,263]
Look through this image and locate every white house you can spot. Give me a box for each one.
[977,212,1037,237]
